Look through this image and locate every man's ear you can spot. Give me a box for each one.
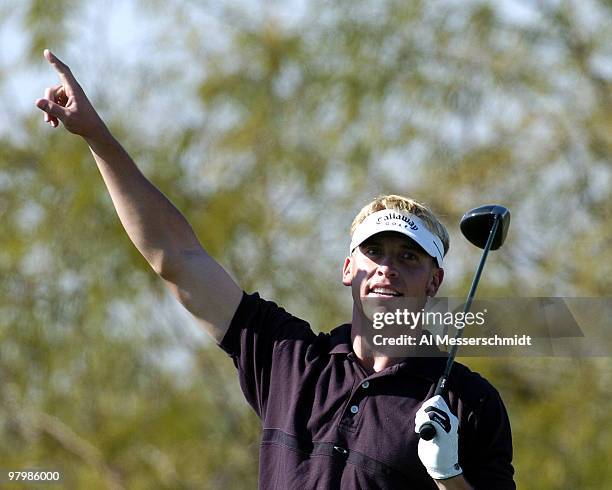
[426,267,444,297]
[342,256,353,286]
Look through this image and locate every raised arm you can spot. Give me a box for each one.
[35,49,242,342]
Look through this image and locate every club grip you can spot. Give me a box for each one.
[419,422,437,440]
[418,376,448,440]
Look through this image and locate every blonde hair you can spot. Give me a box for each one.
[350,195,450,256]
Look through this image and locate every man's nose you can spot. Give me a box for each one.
[376,257,399,277]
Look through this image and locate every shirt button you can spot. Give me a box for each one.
[361,381,370,389]
[333,445,348,455]
[350,405,359,414]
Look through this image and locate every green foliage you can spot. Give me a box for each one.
[1,0,611,487]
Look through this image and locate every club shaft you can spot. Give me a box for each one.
[440,214,501,381]
[420,214,501,439]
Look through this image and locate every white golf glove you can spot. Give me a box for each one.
[414,395,463,480]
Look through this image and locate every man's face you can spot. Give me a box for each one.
[342,231,444,307]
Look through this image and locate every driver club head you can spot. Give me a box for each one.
[460,205,510,250]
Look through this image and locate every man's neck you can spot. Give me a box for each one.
[350,311,407,373]
[352,334,403,373]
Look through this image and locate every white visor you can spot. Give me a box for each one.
[350,210,444,266]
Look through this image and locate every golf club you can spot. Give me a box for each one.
[418,205,511,441]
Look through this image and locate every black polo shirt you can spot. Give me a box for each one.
[219,292,515,489]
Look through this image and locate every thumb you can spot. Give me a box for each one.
[35,98,69,121]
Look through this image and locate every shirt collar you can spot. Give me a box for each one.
[327,324,447,382]
[327,324,353,354]
[396,356,447,382]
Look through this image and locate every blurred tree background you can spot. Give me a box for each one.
[1,0,611,488]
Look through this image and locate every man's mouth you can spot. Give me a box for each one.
[368,287,403,297]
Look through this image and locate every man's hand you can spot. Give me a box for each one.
[414,395,463,481]
[35,49,107,138]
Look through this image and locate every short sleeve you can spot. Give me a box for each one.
[218,291,317,418]
[461,389,516,489]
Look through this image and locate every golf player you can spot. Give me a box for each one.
[36,50,515,489]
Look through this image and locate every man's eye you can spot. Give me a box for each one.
[402,251,418,261]
[365,247,380,255]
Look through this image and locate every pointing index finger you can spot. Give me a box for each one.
[43,49,80,95]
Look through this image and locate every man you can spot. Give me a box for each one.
[36,50,515,489]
